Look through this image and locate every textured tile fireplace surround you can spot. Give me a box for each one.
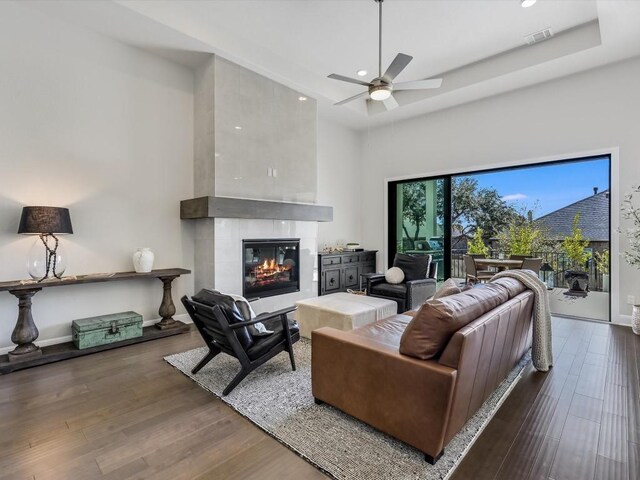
[185,54,329,311]
[215,218,318,311]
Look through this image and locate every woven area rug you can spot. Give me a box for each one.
[165,340,530,480]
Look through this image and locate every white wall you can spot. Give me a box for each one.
[360,56,640,321]
[0,3,194,351]
[317,119,363,249]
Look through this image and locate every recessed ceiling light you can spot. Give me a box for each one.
[521,0,536,8]
[298,96,308,101]
[357,69,368,77]
[234,125,242,130]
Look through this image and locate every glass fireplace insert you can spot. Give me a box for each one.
[242,238,300,299]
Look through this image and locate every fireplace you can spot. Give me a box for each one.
[242,239,300,299]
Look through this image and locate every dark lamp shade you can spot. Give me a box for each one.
[18,206,73,235]
[540,262,554,272]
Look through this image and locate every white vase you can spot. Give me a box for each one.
[632,305,640,336]
[133,248,154,273]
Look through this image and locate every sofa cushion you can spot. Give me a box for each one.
[193,289,254,350]
[393,253,431,282]
[370,282,407,299]
[246,318,299,360]
[350,314,413,348]
[432,278,461,300]
[399,283,511,360]
[490,277,526,298]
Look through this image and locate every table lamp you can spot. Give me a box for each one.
[18,206,73,281]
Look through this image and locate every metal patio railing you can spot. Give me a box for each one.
[450,249,608,292]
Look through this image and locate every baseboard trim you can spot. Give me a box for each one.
[616,314,632,326]
[0,314,192,355]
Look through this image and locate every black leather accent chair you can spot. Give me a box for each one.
[181,290,300,396]
[366,254,438,312]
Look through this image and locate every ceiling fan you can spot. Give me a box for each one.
[328,0,442,111]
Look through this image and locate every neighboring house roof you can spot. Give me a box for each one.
[535,190,610,242]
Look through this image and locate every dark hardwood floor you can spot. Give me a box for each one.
[452,316,640,480]
[0,317,637,479]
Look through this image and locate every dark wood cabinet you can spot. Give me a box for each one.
[318,250,377,296]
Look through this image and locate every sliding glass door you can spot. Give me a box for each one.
[388,155,611,322]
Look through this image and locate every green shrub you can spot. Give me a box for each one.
[594,249,609,275]
[502,223,540,256]
[561,214,591,270]
[468,228,489,256]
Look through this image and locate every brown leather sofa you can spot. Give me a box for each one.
[311,277,534,463]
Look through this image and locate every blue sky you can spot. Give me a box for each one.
[458,157,610,218]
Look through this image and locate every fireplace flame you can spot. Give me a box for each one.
[253,257,291,281]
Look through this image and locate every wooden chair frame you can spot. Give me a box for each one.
[181,296,298,396]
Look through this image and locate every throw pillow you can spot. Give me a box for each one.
[227,293,274,337]
[399,283,511,360]
[385,267,405,284]
[432,278,461,300]
[393,253,431,282]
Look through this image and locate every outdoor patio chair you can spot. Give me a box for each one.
[464,254,494,284]
[521,257,543,274]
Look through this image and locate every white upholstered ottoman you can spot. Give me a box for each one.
[295,292,398,339]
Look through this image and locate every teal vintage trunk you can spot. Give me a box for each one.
[72,311,143,349]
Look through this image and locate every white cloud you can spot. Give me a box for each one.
[502,193,528,201]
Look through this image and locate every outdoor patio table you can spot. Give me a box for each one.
[473,258,523,271]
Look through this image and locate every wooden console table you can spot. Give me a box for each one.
[0,268,190,374]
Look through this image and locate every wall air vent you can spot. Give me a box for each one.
[525,28,553,45]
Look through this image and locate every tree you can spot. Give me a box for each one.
[401,182,427,249]
[468,228,489,256]
[594,249,609,275]
[441,177,519,244]
[500,223,539,256]
[561,214,591,269]
[498,205,553,255]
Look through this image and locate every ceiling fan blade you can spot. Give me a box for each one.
[328,74,371,87]
[394,78,443,90]
[335,90,369,106]
[382,53,413,82]
[382,95,399,111]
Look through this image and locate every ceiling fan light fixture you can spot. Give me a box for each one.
[370,84,392,101]
[327,0,442,110]
[521,0,537,8]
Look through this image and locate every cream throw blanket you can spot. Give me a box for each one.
[491,269,553,372]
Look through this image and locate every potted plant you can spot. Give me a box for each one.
[561,214,591,295]
[621,186,640,334]
[468,228,489,257]
[594,249,610,292]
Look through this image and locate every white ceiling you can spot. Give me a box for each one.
[24,0,640,130]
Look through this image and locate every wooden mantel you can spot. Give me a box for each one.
[180,196,333,222]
